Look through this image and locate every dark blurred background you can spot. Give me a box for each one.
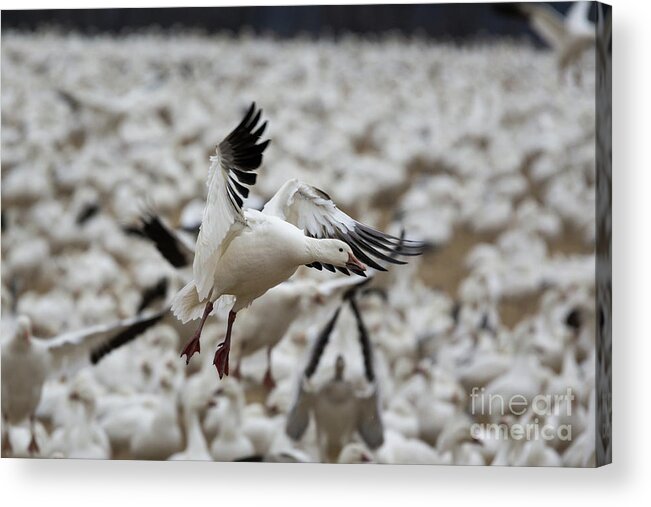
[2,3,580,41]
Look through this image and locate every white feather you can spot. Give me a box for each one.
[193,154,244,300]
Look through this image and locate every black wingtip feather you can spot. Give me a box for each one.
[252,121,267,139]
[90,313,165,365]
[137,277,169,313]
[304,307,342,379]
[221,103,270,212]
[127,214,190,268]
[349,296,375,382]
[232,169,257,186]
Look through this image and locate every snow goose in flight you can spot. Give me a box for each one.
[127,208,371,387]
[171,102,424,378]
[1,311,164,455]
[499,2,595,78]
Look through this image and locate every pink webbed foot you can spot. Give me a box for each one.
[180,335,201,365]
[180,301,214,365]
[213,341,231,379]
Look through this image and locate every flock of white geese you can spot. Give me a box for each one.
[2,19,599,465]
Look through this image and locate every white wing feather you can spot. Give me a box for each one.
[193,154,244,300]
[522,3,568,49]
[36,310,165,373]
[263,179,423,273]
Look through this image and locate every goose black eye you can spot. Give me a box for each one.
[338,248,343,252]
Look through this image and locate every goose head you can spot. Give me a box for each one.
[334,355,346,381]
[309,239,366,276]
[9,315,33,350]
[68,373,97,416]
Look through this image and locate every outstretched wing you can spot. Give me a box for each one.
[263,179,424,275]
[125,211,195,268]
[356,388,385,450]
[38,310,166,373]
[566,1,593,35]
[519,2,568,48]
[285,379,314,441]
[193,103,270,299]
[349,294,384,448]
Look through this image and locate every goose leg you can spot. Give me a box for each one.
[262,346,276,390]
[27,415,39,455]
[180,301,213,364]
[1,413,12,457]
[213,310,237,378]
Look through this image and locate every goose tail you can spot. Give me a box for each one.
[171,281,205,323]
[171,281,235,323]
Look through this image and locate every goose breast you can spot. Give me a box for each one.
[213,212,308,303]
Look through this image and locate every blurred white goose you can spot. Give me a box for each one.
[129,372,183,460]
[171,103,423,378]
[209,380,254,461]
[511,438,562,467]
[286,355,384,462]
[505,1,595,78]
[242,403,283,456]
[1,312,163,455]
[377,429,446,465]
[46,373,111,460]
[436,414,485,465]
[562,388,596,467]
[169,405,212,461]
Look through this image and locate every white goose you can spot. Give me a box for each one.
[171,103,423,378]
[1,312,164,455]
[502,1,595,78]
[129,210,370,388]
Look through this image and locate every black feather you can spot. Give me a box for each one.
[232,169,257,185]
[349,296,375,382]
[227,184,244,209]
[75,202,100,225]
[90,312,165,365]
[565,308,583,332]
[229,177,250,199]
[216,103,270,211]
[304,307,341,379]
[137,277,169,313]
[126,214,190,268]
[346,229,408,265]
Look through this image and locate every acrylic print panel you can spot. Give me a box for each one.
[0,2,611,466]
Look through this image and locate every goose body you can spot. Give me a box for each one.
[206,210,312,312]
[1,329,49,426]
